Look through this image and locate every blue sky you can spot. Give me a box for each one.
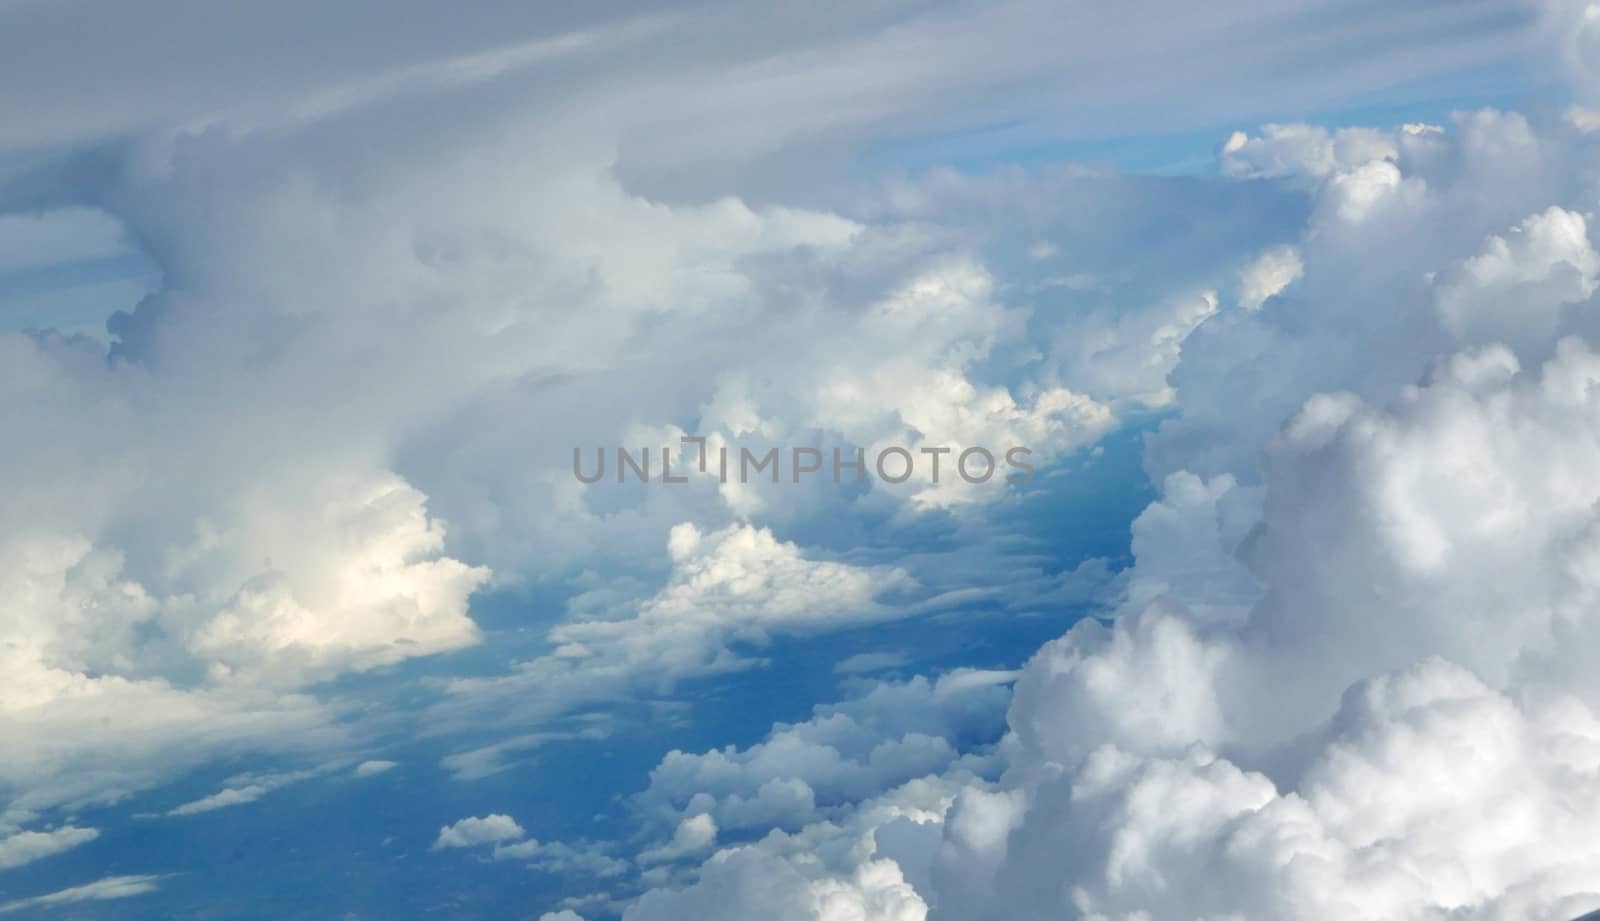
[6,2,1600,920]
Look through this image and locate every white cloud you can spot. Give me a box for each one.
[607,110,1600,921]
[627,851,928,921]
[921,327,1600,919]
[1221,123,1401,180]
[1237,244,1303,310]
[0,826,98,870]
[638,814,719,866]
[634,670,1010,838]
[1434,206,1599,356]
[434,814,526,849]
[167,786,271,817]
[166,768,321,816]
[0,3,1582,914]
[494,838,629,878]
[0,875,162,915]
[185,474,489,684]
[432,524,918,753]
[433,812,627,880]
[354,760,397,777]
[552,523,914,670]
[1048,290,1220,410]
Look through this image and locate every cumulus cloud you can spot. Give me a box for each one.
[495,838,630,879]
[0,1,1584,916]
[628,852,927,921]
[1236,244,1303,310]
[1433,206,1599,356]
[1221,123,1403,181]
[433,813,626,880]
[429,523,919,761]
[0,2,1387,829]
[638,814,719,866]
[608,111,1600,921]
[635,670,1011,839]
[550,523,915,672]
[0,82,1075,828]
[434,814,526,850]
[1148,109,1599,482]
[934,657,1600,921]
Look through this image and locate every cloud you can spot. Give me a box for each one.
[550,523,916,672]
[0,825,98,871]
[494,839,629,879]
[185,474,490,684]
[434,814,526,850]
[0,1,1583,914]
[166,770,314,817]
[627,851,928,921]
[1147,109,1595,482]
[607,110,1600,921]
[433,813,627,880]
[922,301,1600,919]
[0,875,162,915]
[1236,244,1303,310]
[353,760,398,777]
[167,786,273,817]
[638,815,719,866]
[1220,123,1404,180]
[934,657,1600,921]
[833,652,911,675]
[635,670,1010,838]
[0,0,1545,168]
[0,41,1312,829]
[431,524,919,757]
[1434,206,1599,356]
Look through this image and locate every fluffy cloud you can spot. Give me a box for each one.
[1433,206,1599,356]
[0,80,1090,835]
[935,658,1600,921]
[434,814,526,849]
[1221,123,1405,180]
[611,112,1600,921]
[619,335,1600,918]
[552,523,915,672]
[0,2,1585,915]
[627,853,927,921]
[1236,245,1303,310]
[944,293,1600,920]
[430,524,919,767]
[636,670,1011,838]
[185,475,489,684]
[433,813,627,881]
[639,815,720,866]
[1148,109,1600,481]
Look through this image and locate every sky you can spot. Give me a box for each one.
[5,1,1600,919]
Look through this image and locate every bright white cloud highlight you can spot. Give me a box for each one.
[434,814,527,850]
